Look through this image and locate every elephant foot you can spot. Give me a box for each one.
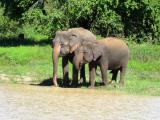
[103,81,108,86]
[52,84,59,87]
[78,78,83,84]
[53,82,59,87]
[109,81,117,88]
[88,85,95,89]
[53,77,58,87]
[119,82,124,87]
[108,80,117,85]
[107,80,113,84]
[70,81,79,88]
[78,78,86,86]
[63,80,70,87]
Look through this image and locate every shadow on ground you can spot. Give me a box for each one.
[30,78,63,87]
[31,77,105,88]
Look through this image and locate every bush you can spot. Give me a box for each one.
[0,5,19,38]
[62,0,160,42]
[91,8,123,37]
[0,0,160,43]
[22,8,68,39]
[115,0,160,43]
[63,0,123,37]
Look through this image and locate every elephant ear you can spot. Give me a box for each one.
[69,33,80,53]
[91,44,103,61]
[52,31,62,48]
[83,45,94,63]
[53,31,61,42]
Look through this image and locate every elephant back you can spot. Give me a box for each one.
[68,28,96,42]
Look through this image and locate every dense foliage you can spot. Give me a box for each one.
[0,0,160,43]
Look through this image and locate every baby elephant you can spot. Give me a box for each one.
[73,37,129,87]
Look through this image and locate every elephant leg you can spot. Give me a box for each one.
[71,65,79,87]
[62,56,70,86]
[100,63,108,86]
[89,63,96,88]
[119,66,127,86]
[79,65,86,85]
[111,69,118,82]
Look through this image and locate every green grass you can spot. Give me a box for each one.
[0,43,160,96]
[0,46,53,79]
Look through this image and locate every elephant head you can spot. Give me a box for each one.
[74,42,103,70]
[52,28,96,86]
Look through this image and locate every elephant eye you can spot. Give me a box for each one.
[71,34,77,37]
[83,51,87,53]
[61,43,65,47]
[70,34,77,40]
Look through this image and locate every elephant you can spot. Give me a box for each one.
[52,27,96,87]
[73,37,130,87]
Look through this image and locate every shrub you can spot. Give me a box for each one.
[115,0,160,43]
[63,0,123,37]
[0,0,160,43]
[91,7,123,37]
[22,8,68,39]
[0,5,19,38]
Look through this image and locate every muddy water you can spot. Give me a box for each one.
[0,84,160,120]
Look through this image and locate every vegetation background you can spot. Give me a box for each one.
[0,0,160,96]
[0,0,160,43]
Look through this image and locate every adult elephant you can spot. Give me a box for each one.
[73,37,130,87]
[52,28,96,87]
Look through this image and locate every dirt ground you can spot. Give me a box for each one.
[0,84,160,120]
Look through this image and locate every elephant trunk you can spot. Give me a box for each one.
[74,52,83,70]
[53,42,61,87]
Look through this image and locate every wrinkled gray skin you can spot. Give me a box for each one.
[52,28,96,87]
[73,37,130,87]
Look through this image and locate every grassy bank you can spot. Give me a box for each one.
[0,43,160,96]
